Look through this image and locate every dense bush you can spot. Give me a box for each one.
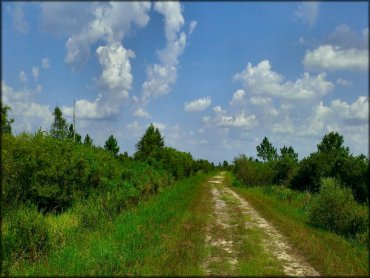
[3,206,50,263]
[308,178,368,237]
[233,154,275,186]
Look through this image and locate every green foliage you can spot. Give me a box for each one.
[309,178,368,237]
[233,154,275,186]
[3,205,50,263]
[104,134,119,156]
[317,131,349,154]
[290,132,368,203]
[256,137,277,162]
[1,103,14,134]
[84,133,93,147]
[50,106,68,140]
[135,124,164,161]
[67,123,82,143]
[280,146,298,161]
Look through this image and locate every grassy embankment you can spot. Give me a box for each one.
[4,174,212,276]
[231,174,368,276]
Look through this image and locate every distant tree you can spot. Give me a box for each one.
[104,134,119,156]
[67,123,81,143]
[84,134,93,147]
[1,103,14,134]
[134,124,164,161]
[50,106,68,139]
[280,146,298,161]
[317,131,349,154]
[222,160,229,169]
[256,137,277,162]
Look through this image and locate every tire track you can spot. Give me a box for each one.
[202,173,320,276]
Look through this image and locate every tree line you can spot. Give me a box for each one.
[1,104,215,214]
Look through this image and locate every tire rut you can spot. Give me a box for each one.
[202,172,320,276]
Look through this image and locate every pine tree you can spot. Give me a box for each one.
[84,134,93,147]
[256,137,277,162]
[104,134,119,156]
[50,106,68,139]
[134,124,164,161]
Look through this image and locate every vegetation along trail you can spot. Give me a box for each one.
[202,172,320,276]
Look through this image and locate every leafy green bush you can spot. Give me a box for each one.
[309,178,368,237]
[3,206,50,262]
[233,154,275,186]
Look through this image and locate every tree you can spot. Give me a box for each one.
[84,134,93,147]
[134,124,164,161]
[256,137,277,162]
[67,123,81,143]
[280,146,298,161]
[1,104,14,134]
[317,131,349,154]
[104,134,119,156]
[50,106,68,139]
[222,160,229,169]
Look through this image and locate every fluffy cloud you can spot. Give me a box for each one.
[54,2,151,120]
[204,107,258,131]
[62,94,116,120]
[11,3,28,33]
[303,45,368,71]
[19,71,28,83]
[235,60,334,101]
[32,67,39,80]
[184,96,212,112]
[62,2,151,70]
[151,121,167,131]
[141,2,186,102]
[133,107,150,118]
[294,2,319,28]
[41,58,50,69]
[96,43,134,94]
[336,78,352,87]
[217,112,258,129]
[229,89,246,106]
[331,96,368,123]
[2,81,52,133]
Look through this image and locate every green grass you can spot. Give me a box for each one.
[5,174,211,276]
[232,184,369,276]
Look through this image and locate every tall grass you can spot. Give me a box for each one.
[4,174,211,276]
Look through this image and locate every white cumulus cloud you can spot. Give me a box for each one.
[303,45,368,71]
[184,96,212,112]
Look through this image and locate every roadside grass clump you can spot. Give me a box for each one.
[3,205,50,265]
[309,177,368,238]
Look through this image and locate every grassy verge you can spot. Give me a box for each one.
[6,174,211,276]
[232,184,369,276]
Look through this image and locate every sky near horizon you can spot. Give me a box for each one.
[2,1,368,163]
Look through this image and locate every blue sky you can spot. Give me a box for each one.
[2,1,368,163]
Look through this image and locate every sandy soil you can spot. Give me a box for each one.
[202,173,320,276]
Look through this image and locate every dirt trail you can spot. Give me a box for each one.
[202,172,320,276]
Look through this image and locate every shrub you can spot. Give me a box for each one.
[3,206,50,262]
[308,178,368,237]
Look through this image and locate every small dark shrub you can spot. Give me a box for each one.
[309,178,368,237]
